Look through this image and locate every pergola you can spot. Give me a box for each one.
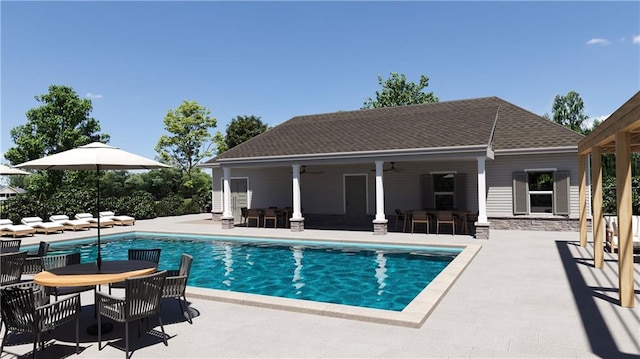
[578,91,640,308]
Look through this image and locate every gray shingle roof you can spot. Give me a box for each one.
[206,96,582,163]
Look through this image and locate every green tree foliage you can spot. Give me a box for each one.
[4,85,109,196]
[362,72,439,109]
[216,115,269,153]
[545,91,589,134]
[155,100,217,181]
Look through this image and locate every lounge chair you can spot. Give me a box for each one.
[75,213,115,228]
[0,219,36,238]
[603,215,640,253]
[99,211,135,226]
[49,214,91,231]
[21,217,65,234]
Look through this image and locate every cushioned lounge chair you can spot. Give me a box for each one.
[21,217,64,234]
[74,213,115,228]
[0,219,36,238]
[49,214,91,231]
[99,211,135,226]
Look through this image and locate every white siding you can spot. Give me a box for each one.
[486,153,581,218]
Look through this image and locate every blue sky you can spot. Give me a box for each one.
[1,1,639,162]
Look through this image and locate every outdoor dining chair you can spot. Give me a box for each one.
[436,210,456,235]
[0,251,27,286]
[0,239,22,252]
[96,270,168,359]
[263,208,278,228]
[23,241,50,275]
[42,252,96,302]
[411,210,431,234]
[0,281,50,334]
[109,248,161,294]
[246,208,260,227]
[394,209,406,231]
[0,286,80,359]
[162,253,194,324]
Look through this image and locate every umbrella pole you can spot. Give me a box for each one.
[97,166,102,271]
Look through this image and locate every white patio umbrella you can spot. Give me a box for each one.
[15,142,170,269]
[0,164,31,175]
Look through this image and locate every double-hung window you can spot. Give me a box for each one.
[513,170,569,215]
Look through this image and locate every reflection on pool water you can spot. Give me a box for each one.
[43,232,461,312]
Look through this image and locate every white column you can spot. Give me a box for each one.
[292,164,302,219]
[375,160,386,221]
[477,156,488,223]
[222,167,232,218]
[211,167,216,213]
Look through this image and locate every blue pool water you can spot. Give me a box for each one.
[38,233,461,311]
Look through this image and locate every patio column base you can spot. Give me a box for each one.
[211,211,223,221]
[221,217,234,229]
[474,222,490,239]
[290,218,304,232]
[373,219,388,235]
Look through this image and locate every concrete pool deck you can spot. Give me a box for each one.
[3,213,640,358]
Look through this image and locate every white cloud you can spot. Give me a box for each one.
[585,114,610,129]
[633,34,640,44]
[85,93,103,99]
[586,38,610,45]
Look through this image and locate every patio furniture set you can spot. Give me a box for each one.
[241,207,293,228]
[0,240,194,359]
[0,211,136,238]
[394,209,474,235]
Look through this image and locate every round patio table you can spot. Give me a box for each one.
[34,260,157,287]
[34,260,157,335]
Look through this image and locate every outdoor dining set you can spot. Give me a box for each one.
[393,209,475,235]
[0,239,194,359]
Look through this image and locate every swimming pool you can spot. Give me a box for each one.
[40,232,461,312]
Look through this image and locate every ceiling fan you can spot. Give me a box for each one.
[370,162,402,172]
[290,165,324,175]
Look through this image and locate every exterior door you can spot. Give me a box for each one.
[344,175,367,225]
[230,178,248,222]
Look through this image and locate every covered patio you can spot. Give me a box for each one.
[578,91,640,308]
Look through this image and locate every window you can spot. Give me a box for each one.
[528,172,553,213]
[513,171,569,215]
[433,173,455,210]
[422,173,466,210]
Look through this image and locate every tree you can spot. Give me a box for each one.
[4,84,109,196]
[216,115,269,153]
[362,72,439,109]
[155,100,217,181]
[545,91,589,134]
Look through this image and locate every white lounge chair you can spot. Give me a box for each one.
[21,216,65,234]
[99,211,135,226]
[74,213,115,228]
[49,215,92,231]
[0,219,36,238]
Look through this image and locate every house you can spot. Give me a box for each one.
[200,96,584,239]
[0,186,26,201]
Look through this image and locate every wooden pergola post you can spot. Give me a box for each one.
[591,147,604,269]
[615,131,634,307]
[579,153,588,247]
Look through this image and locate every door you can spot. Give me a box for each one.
[230,178,248,222]
[344,175,367,225]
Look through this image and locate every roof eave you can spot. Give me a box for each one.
[494,146,578,156]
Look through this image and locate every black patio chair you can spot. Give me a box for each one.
[96,270,168,359]
[0,286,80,359]
[0,251,27,286]
[162,253,194,323]
[109,248,161,294]
[0,239,22,253]
[41,252,95,301]
[23,241,50,275]
[0,281,50,333]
